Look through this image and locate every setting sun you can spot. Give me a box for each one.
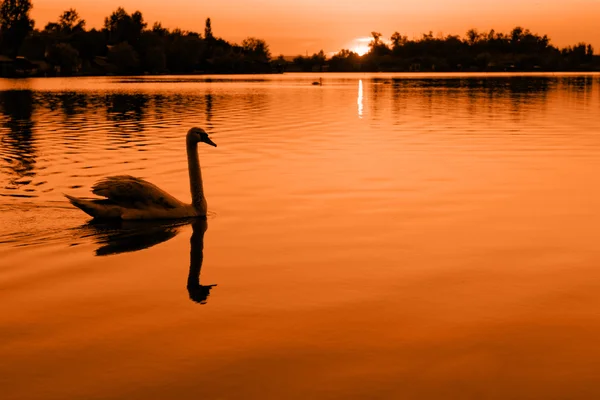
[349,37,371,56]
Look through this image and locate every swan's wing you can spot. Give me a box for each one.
[92,175,185,209]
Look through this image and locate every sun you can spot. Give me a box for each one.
[352,44,370,56]
[348,37,371,56]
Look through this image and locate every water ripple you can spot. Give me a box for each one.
[0,73,599,247]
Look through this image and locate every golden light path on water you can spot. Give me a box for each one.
[357,79,364,118]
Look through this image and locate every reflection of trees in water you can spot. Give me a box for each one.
[34,93,105,154]
[560,76,595,102]
[58,92,89,118]
[0,90,37,186]
[152,94,168,123]
[38,92,92,117]
[503,78,551,119]
[390,80,409,126]
[385,77,555,121]
[57,93,91,136]
[562,76,594,90]
[205,92,213,129]
[459,78,552,119]
[147,91,221,135]
[369,80,385,121]
[390,77,552,95]
[105,93,149,137]
[150,93,205,126]
[78,218,216,304]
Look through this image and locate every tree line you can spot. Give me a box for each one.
[0,0,598,76]
[0,0,274,75]
[299,29,598,73]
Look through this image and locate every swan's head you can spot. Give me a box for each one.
[188,127,217,147]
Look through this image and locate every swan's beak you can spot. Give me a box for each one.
[204,137,217,147]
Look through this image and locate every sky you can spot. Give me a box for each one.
[32,0,600,55]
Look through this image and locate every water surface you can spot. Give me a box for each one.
[1,73,600,399]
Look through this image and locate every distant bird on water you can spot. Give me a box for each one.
[65,127,217,220]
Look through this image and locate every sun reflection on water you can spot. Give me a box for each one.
[357,79,363,118]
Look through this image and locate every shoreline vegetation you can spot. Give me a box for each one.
[1,1,599,78]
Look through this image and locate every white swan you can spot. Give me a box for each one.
[65,127,216,220]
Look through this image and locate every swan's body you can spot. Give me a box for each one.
[65,127,216,220]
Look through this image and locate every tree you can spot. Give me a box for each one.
[369,31,383,48]
[131,11,146,38]
[511,26,524,45]
[329,49,362,71]
[0,0,34,57]
[104,7,129,43]
[45,8,85,34]
[166,33,203,73]
[242,37,270,61]
[204,17,213,40]
[368,31,390,57]
[104,7,145,46]
[60,9,85,33]
[311,49,326,70]
[390,32,407,49]
[152,22,168,36]
[466,29,480,46]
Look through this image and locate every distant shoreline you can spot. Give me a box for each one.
[2,69,600,80]
[1,4,598,78]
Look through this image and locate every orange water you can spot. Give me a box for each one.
[1,73,600,399]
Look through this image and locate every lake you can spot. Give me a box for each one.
[1,73,600,399]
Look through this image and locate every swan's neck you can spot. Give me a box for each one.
[187,140,206,212]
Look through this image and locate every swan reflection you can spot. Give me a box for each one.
[79,218,216,303]
[186,219,217,304]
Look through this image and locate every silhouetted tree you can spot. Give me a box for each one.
[511,26,524,45]
[45,8,85,34]
[368,31,391,57]
[390,32,407,50]
[370,31,382,47]
[242,37,271,60]
[60,9,85,32]
[242,37,270,61]
[151,22,168,36]
[104,7,145,47]
[2,3,597,77]
[0,0,34,57]
[204,18,213,40]
[165,30,204,73]
[329,49,361,71]
[311,49,326,71]
[466,29,480,46]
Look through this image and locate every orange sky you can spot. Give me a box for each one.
[33,0,600,55]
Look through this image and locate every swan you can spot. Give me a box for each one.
[65,127,216,220]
